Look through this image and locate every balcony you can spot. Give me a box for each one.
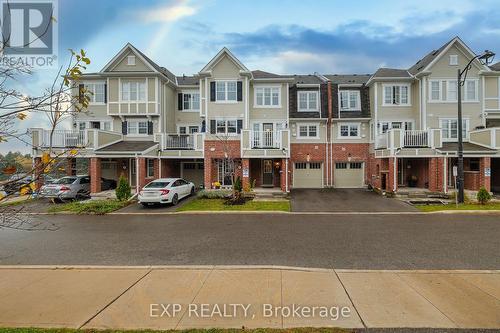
[375,129,442,151]
[469,127,500,149]
[156,133,205,158]
[241,129,290,158]
[164,134,195,150]
[31,128,123,150]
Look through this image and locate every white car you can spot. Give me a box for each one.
[138,178,195,206]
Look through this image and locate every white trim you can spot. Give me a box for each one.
[180,90,201,112]
[200,47,250,73]
[297,91,320,112]
[102,43,158,73]
[381,83,411,106]
[127,55,136,66]
[244,76,249,129]
[338,89,361,112]
[374,83,378,135]
[214,80,238,103]
[439,117,470,142]
[482,76,486,127]
[428,78,479,103]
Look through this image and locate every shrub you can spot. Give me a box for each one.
[115,175,131,201]
[233,176,242,193]
[477,187,491,205]
[197,189,232,199]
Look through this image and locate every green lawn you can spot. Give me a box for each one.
[416,202,500,212]
[47,199,129,214]
[177,198,290,212]
[0,328,349,333]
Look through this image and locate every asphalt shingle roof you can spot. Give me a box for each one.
[132,46,177,83]
[372,68,411,78]
[408,39,454,75]
[176,76,199,86]
[325,74,371,84]
[293,74,323,84]
[96,141,157,153]
[490,61,500,71]
[438,142,497,152]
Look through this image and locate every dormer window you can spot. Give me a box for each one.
[127,55,136,66]
[449,55,458,66]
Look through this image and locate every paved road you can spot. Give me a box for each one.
[1,213,499,269]
[291,188,417,212]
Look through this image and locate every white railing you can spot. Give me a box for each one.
[41,130,86,147]
[403,130,429,147]
[164,134,194,149]
[375,133,388,149]
[251,130,281,148]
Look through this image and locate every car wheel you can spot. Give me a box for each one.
[190,186,195,196]
[75,191,86,201]
[171,193,179,206]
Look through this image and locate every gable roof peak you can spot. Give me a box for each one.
[200,47,250,73]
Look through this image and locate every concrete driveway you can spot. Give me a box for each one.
[117,195,195,213]
[291,188,417,212]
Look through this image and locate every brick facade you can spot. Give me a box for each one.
[290,143,326,187]
[90,157,101,193]
[331,143,370,186]
[428,158,445,192]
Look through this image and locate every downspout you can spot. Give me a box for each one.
[158,150,161,178]
[135,153,139,194]
[327,80,333,187]
[285,159,289,192]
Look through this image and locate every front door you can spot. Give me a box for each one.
[262,123,273,147]
[262,159,273,187]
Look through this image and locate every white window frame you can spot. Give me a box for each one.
[440,118,470,142]
[339,90,361,111]
[84,82,106,104]
[449,55,458,66]
[146,159,154,178]
[254,85,281,108]
[428,79,479,103]
[297,123,319,139]
[215,80,238,103]
[121,81,146,102]
[127,55,136,66]
[338,122,361,139]
[127,120,148,136]
[214,118,239,136]
[76,119,112,131]
[377,120,414,134]
[182,91,200,111]
[464,79,479,102]
[177,124,200,134]
[446,80,458,101]
[429,80,442,102]
[297,91,319,112]
[382,84,411,106]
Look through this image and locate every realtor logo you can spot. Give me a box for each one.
[0,0,58,67]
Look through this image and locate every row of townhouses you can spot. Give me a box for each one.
[30,37,500,195]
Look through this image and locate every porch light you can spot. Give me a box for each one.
[456,49,495,203]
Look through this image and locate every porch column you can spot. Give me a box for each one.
[90,157,101,193]
[428,157,445,192]
[280,158,287,192]
[242,158,250,191]
[65,158,75,176]
[34,157,43,190]
[137,157,147,191]
[388,157,398,192]
[153,159,160,179]
[480,157,491,192]
[204,158,213,189]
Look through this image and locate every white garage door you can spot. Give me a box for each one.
[334,162,364,188]
[181,162,204,188]
[293,162,323,188]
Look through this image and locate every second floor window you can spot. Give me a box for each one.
[440,119,469,141]
[339,123,360,138]
[298,91,318,111]
[216,81,237,101]
[127,121,148,135]
[429,79,478,102]
[340,90,360,111]
[298,124,318,138]
[217,119,237,134]
[255,86,280,107]
[383,84,409,106]
[183,93,200,110]
[122,81,146,102]
[85,83,105,104]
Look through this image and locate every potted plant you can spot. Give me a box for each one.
[213,181,221,189]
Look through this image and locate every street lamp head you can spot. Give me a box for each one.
[478,50,495,65]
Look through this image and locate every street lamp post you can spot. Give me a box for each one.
[456,50,495,203]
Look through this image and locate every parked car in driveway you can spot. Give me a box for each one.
[39,175,90,201]
[138,178,195,207]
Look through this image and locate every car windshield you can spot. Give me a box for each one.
[144,181,170,189]
[54,177,77,185]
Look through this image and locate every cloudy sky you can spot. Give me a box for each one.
[4,0,500,153]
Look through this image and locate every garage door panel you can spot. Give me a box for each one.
[293,162,323,188]
[182,162,204,188]
[334,162,364,188]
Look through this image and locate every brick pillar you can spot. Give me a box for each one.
[242,158,250,190]
[204,158,212,189]
[388,157,398,192]
[480,157,491,192]
[90,157,101,193]
[154,159,160,179]
[65,158,74,176]
[34,157,43,190]
[137,157,147,190]
[280,158,287,192]
[428,157,445,192]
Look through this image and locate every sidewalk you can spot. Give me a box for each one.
[0,266,499,330]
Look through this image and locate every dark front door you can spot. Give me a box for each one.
[262,159,274,187]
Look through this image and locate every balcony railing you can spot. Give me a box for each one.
[164,134,194,149]
[41,130,87,148]
[469,127,500,149]
[375,128,442,151]
[251,130,281,148]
